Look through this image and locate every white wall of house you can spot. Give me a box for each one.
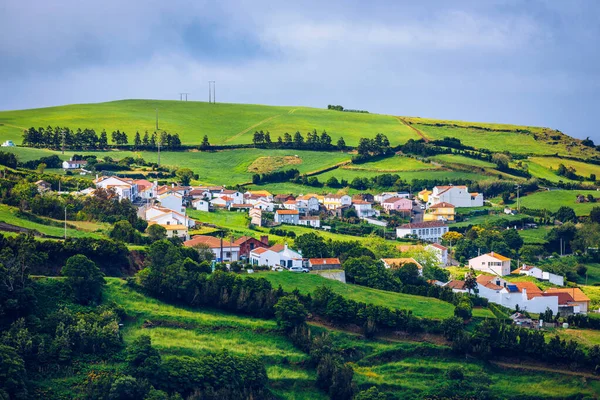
[299,218,320,228]
[192,199,210,212]
[426,245,448,266]
[275,212,299,224]
[254,201,274,212]
[543,272,564,286]
[249,249,280,267]
[159,194,183,212]
[428,186,483,208]
[396,225,448,242]
[469,254,511,276]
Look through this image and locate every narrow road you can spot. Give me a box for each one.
[397,117,429,142]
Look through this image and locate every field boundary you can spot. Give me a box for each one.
[225,115,280,143]
[397,117,429,142]
[490,360,600,380]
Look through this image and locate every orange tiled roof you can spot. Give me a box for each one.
[544,288,591,303]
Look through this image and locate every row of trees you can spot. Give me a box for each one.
[251,129,346,151]
[22,126,183,150]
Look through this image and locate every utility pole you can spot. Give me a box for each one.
[515,184,521,212]
[64,206,67,239]
[61,129,65,155]
[155,108,159,130]
[208,81,215,103]
[157,138,161,167]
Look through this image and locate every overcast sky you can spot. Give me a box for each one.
[1,0,599,140]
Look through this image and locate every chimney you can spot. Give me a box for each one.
[522,288,527,299]
[284,242,288,250]
[154,180,158,187]
[96,174,99,180]
[260,235,269,244]
[172,183,175,188]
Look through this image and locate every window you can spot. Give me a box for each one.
[226,252,231,258]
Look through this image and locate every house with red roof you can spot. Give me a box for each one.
[468,252,511,276]
[275,209,300,225]
[183,235,240,262]
[426,243,449,265]
[427,185,483,208]
[309,258,341,271]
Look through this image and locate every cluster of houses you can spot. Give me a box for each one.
[443,252,590,315]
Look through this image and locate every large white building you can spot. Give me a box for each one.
[249,243,303,269]
[476,275,558,314]
[468,252,511,276]
[427,185,483,208]
[158,193,184,213]
[396,221,448,243]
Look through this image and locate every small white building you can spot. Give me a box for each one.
[63,159,88,169]
[254,200,274,212]
[211,196,234,208]
[249,247,281,268]
[469,252,511,276]
[275,209,300,225]
[324,194,352,210]
[476,275,558,314]
[282,200,297,210]
[375,192,409,203]
[396,221,448,243]
[215,190,244,204]
[191,198,210,212]
[296,195,320,213]
[353,200,377,218]
[145,206,196,228]
[250,243,303,269]
[299,216,320,228]
[1,140,15,147]
[512,265,564,286]
[426,243,449,266]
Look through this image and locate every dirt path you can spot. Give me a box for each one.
[397,117,429,142]
[490,360,600,379]
[225,115,280,143]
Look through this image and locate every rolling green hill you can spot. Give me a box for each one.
[0,99,593,157]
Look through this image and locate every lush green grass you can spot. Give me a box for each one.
[4,146,352,185]
[0,99,419,146]
[317,168,489,183]
[352,354,600,399]
[429,153,496,168]
[518,226,551,245]
[530,156,600,180]
[404,116,593,157]
[255,271,455,319]
[518,190,600,215]
[0,203,104,238]
[342,155,439,172]
[524,159,578,183]
[453,212,530,228]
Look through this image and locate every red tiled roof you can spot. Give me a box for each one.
[446,280,466,290]
[544,288,590,302]
[269,244,285,252]
[276,209,299,215]
[309,258,341,265]
[476,275,504,290]
[514,282,543,299]
[429,202,455,209]
[251,247,270,255]
[542,292,575,305]
[399,221,446,229]
[429,243,447,251]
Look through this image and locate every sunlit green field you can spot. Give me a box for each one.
[341,155,439,172]
[3,146,352,185]
[317,168,489,183]
[518,190,600,215]
[404,116,591,156]
[0,203,105,238]
[255,271,456,319]
[429,153,496,168]
[529,156,600,179]
[0,99,419,146]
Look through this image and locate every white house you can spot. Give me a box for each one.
[353,200,377,218]
[426,243,449,266]
[272,243,303,269]
[158,193,184,213]
[396,221,448,243]
[94,176,138,201]
[469,252,511,276]
[144,206,196,228]
[135,179,156,200]
[427,185,483,208]
[296,195,320,213]
[512,265,564,286]
[215,190,244,204]
[475,275,558,314]
[282,200,297,210]
[191,198,210,212]
[63,159,88,169]
[249,247,281,268]
[375,192,409,203]
[324,194,352,210]
[1,140,15,147]
[211,196,234,208]
[299,216,320,228]
[184,235,240,262]
[275,209,300,224]
[254,200,274,212]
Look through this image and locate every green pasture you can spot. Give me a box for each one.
[0,99,419,146]
[255,271,455,319]
[429,153,496,169]
[529,156,600,179]
[316,168,490,183]
[341,155,439,172]
[518,190,600,215]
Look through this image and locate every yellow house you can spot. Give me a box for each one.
[424,202,455,221]
[418,189,432,202]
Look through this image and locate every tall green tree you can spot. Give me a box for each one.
[61,254,105,305]
[134,131,142,149]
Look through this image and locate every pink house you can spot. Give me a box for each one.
[382,197,412,212]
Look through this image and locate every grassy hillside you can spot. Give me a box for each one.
[1,99,594,158]
[0,99,418,146]
[256,271,456,319]
[529,156,600,179]
[100,278,598,399]
[519,190,600,215]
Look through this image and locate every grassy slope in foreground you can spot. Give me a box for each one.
[0,99,418,146]
[255,271,455,319]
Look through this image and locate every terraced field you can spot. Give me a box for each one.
[518,190,600,215]
[529,156,600,180]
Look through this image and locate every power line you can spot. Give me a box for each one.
[179,92,190,101]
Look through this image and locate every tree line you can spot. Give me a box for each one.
[22,126,183,150]
[251,129,346,151]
